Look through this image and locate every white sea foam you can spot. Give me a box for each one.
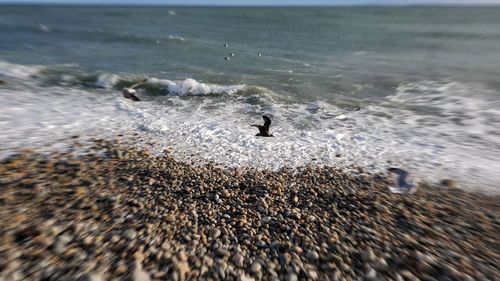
[0,60,44,79]
[120,80,500,192]
[95,73,120,89]
[147,78,245,96]
[38,23,51,33]
[166,35,185,42]
[1,62,499,193]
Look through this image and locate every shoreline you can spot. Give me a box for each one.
[0,138,499,280]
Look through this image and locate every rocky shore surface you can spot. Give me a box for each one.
[1,138,499,281]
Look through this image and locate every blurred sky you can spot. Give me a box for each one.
[1,0,500,5]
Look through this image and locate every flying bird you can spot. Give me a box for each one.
[122,78,147,102]
[251,115,273,137]
[123,88,140,101]
[387,168,417,194]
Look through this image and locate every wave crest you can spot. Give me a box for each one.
[146,78,245,96]
[0,60,44,79]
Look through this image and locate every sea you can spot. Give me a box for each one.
[1,5,500,191]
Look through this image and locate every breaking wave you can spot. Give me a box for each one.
[146,78,245,96]
[0,60,250,97]
[1,60,500,192]
[0,60,44,79]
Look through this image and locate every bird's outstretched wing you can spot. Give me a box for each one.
[251,125,267,135]
[128,78,148,89]
[262,115,271,131]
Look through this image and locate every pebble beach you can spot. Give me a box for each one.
[1,138,499,281]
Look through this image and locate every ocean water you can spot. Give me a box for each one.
[1,6,500,191]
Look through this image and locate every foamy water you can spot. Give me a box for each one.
[1,60,499,192]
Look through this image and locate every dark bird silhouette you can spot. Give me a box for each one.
[251,115,273,137]
[123,88,140,101]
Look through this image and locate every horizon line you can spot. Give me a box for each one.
[1,2,500,7]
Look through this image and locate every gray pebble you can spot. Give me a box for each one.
[250,262,261,273]
[374,257,388,271]
[306,250,320,261]
[232,253,244,267]
[361,248,375,262]
[209,228,221,239]
[365,268,377,280]
[123,229,137,240]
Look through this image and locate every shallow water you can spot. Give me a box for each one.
[1,6,500,191]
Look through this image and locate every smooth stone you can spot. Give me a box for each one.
[209,228,221,239]
[239,273,255,281]
[215,265,226,279]
[166,214,176,222]
[115,263,127,274]
[366,268,377,280]
[153,272,167,279]
[174,261,190,280]
[177,251,188,262]
[307,270,319,280]
[361,248,375,262]
[256,240,266,248]
[123,229,137,240]
[290,209,301,220]
[57,234,73,245]
[203,256,214,267]
[110,235,120,243]
[250,262,261,273]
[306,250,320,261]
[374,258,388,271]
[54,234,73,254]
[280,253,292,266]
[216,248,230,257]
[232,253,244,267]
